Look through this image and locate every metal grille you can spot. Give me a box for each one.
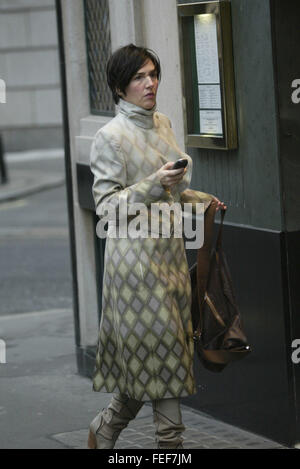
[84,0,115,115]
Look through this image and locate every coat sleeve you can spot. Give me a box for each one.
[90,129,167,220]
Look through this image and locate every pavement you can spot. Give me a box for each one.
[0,149,65,203]
[0,149,291,449]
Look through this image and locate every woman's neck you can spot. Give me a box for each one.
[118,98,156,129]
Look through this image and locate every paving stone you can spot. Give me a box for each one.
[51,403,287,449]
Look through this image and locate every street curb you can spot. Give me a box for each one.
[0,176,65,203]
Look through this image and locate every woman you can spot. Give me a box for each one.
[88,44,226,450]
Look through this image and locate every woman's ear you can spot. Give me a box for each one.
[116,88,124,98]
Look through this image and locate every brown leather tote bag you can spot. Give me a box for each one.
[189,202,251,372]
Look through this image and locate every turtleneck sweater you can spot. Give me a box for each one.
[118,98,156,129]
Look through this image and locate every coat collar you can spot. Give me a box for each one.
[118,98,156,129]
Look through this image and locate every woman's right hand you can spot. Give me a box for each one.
[156,161,187,190]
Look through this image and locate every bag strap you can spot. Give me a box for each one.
[194,204,226,337]
[216,208,226,250]
[195,202,216,303]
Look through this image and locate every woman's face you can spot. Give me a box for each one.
[120,60,159,110]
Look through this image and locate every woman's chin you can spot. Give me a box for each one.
[144,100,156,110]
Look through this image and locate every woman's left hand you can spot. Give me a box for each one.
[213,196,227,211]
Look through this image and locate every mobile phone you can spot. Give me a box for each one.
[172,158,188,170]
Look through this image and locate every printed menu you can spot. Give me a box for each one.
[194,14,223,136]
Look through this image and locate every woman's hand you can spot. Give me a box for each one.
[156,161,187,190]
[212,196,227,211]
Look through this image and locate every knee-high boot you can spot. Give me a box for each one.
[88,393,144,449]
[152,398,185,449]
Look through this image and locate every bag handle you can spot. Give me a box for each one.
[194,204,226,338]
[216,208,226,250]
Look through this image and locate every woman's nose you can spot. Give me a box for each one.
[145,76,154,87]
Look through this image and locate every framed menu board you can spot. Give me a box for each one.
[178,1,238,150]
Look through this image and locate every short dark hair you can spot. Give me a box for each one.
[106,43,161,104]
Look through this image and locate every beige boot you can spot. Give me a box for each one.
[88,393,144,449]
[152,398,185,449]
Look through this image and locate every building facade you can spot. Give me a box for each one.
[57,0,300,447]
[0,0,63,151]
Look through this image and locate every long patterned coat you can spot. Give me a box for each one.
[90,98,213,401]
